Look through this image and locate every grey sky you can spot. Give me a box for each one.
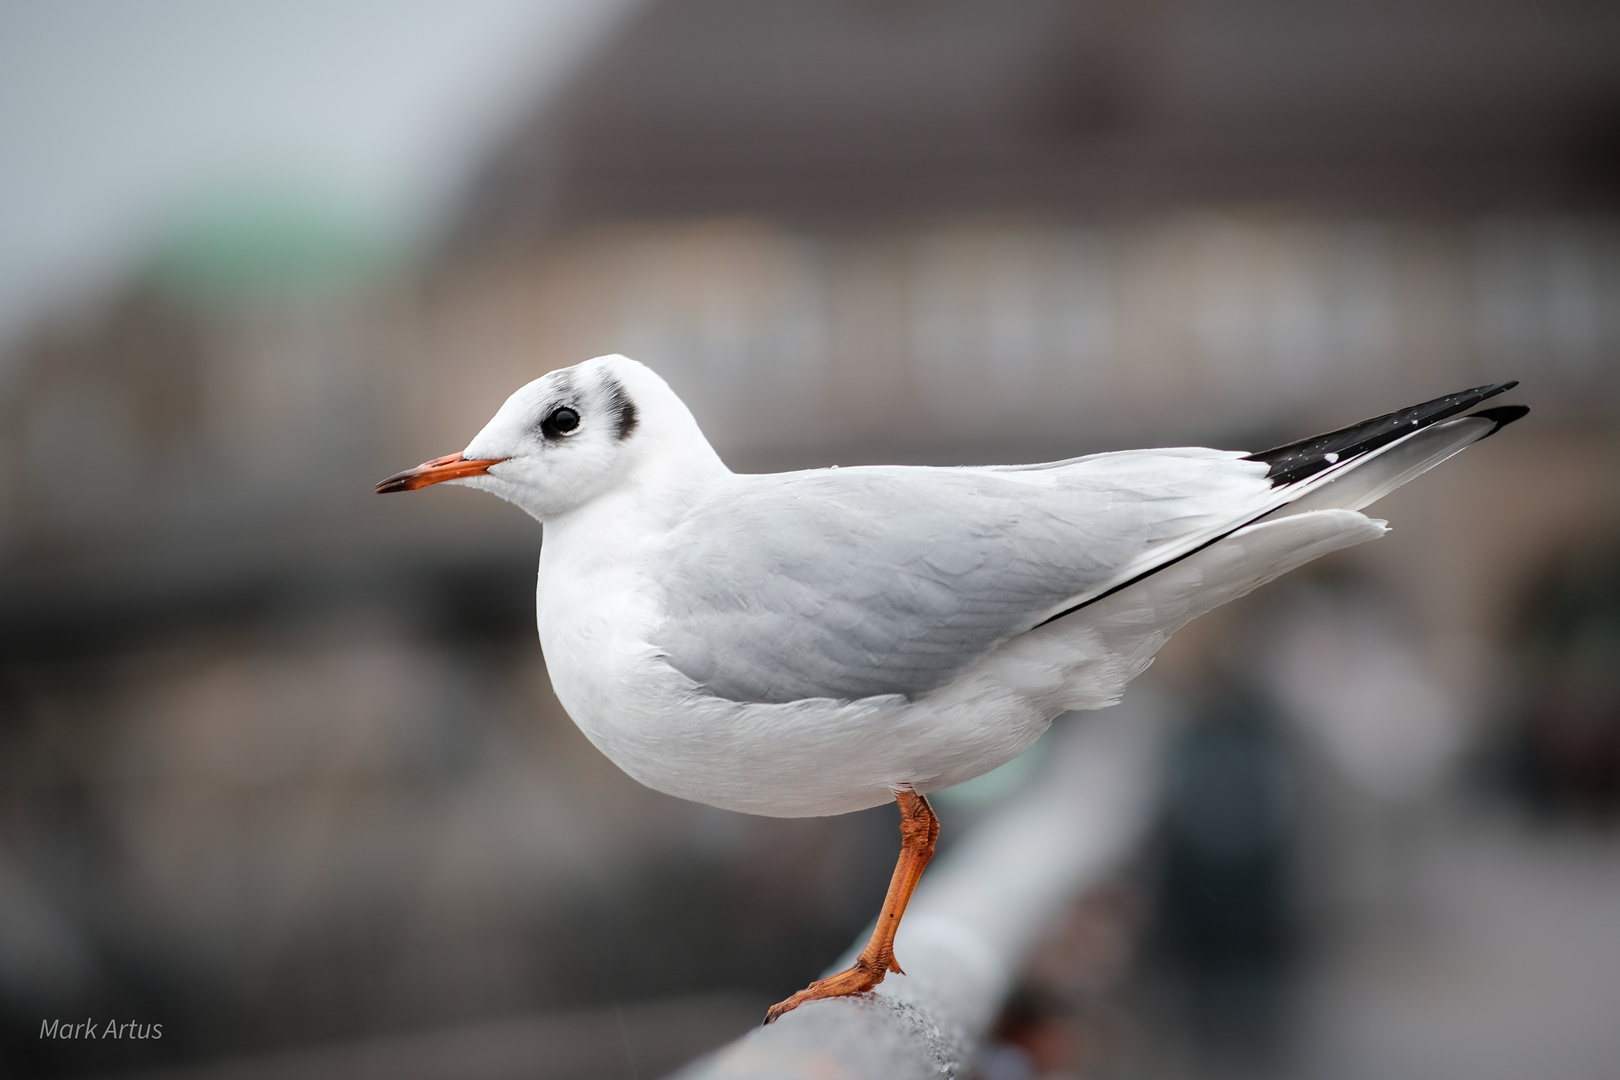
[0,0,638,351]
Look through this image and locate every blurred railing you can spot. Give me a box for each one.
[671,698,1167,1080]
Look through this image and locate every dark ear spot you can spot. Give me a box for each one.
[602,375,639,440]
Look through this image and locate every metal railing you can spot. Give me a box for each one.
[671,696,1167,1079]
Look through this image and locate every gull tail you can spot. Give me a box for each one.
[1039,382,1528,626]
[1252,381,1528,519]
[1030,382,1527,710]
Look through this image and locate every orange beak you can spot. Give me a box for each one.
[375,452,507,494]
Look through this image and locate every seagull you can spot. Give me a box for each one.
[376,355,1524,1022]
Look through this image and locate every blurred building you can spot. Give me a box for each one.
[3,2,1620,1077]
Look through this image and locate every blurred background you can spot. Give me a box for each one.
[3,1,1618,1077]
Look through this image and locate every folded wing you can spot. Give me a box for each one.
[650,448,1275,703]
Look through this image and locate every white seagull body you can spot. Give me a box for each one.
[540,446,1377,820]
[378,353,1524,1018]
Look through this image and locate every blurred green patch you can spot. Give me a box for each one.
[145,186,402,306]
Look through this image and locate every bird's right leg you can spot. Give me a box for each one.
[763,788,939,1023]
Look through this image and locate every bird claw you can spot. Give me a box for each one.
[763,955,892,1023]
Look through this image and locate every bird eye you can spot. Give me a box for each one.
[542,406,580,438]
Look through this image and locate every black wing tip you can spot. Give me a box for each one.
[1458,379,1518,396]
[1245,380,1525,486]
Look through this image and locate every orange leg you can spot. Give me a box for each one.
[764,788,940,1024]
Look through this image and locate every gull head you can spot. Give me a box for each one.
[376,354,722,521]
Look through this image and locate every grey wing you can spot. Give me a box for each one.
[650,450,1273,704]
